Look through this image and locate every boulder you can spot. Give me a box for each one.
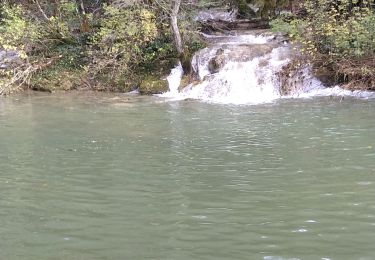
[139,76,169,95]
[208,48,226,74]
[0,50,20,69]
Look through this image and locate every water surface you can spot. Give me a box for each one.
[1,93,375,259]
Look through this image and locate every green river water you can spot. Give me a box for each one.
[1,93,375,260]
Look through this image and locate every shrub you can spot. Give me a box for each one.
[88,3,160,90]
[0,1,87,94]
[271,0,375,89]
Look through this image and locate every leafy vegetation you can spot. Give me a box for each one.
[271,0,375,89]
[0,0,208,95]
[1,0,374,95]
[0,1,87,94]
[88,4,159,91]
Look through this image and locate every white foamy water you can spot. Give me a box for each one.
[159,33,375,105]
[179,47,289,105]
[291,85,375,99]
[159,63,183,98]
[201,32,273,44]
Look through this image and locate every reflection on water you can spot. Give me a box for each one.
[1,92,375,260]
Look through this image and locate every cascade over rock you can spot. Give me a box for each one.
[160,9,374,104]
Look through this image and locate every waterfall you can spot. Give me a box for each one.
[162,63,183,97]
[181,46,289,105]
[160,14,374,104]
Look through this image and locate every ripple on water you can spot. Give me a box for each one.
[1,94,375,259]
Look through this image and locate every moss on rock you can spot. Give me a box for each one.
[90,73,137,93]
[178,75,191,91]
[178,75,202,92]
[30,70,80,92]
[139,76,169,95]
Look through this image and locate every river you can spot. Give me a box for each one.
[1,92,375,259]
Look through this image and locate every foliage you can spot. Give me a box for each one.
[88,0,206,91]
[88,3,160,90]
[0,1,84,56]
[271,0,375,89]
[0,1,89,94]
[0,0,221,95]
[0,4,43,58]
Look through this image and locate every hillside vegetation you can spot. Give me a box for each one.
[0,0,374,95]
[272,0,375,89]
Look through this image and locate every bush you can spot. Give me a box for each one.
[0,1,87,94]
[271,0,375,89]
[0,0,207,94]
[88,4,161,91]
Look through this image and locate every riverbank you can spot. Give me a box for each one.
[270,2,375,91]
[1,2,374,98]
[1,27,373,101]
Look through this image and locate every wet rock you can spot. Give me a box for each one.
[178,75,201,91]
[314,67,337,86]
[206,44,275,73]
[225,44,274,62]
[199,19,269,34]
[179,75,191,91]
[0,50,20,69]
[139,76,169,95]
[195,8,237,22]
[208,48,225,74]
[260,31,288,44]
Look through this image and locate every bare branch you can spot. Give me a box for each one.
[33,0,50,22]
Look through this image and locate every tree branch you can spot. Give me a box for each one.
[33,0,50,22]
